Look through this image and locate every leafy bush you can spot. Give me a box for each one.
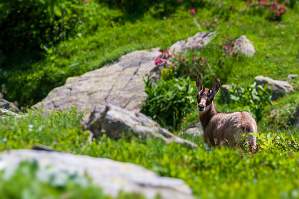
[247,0,288,21]
[169,47,235,87]
[172,50,212,81]
[261,93,299,130]
[220,83,272,121]
[0,0,84,61]
[142,77,196,129]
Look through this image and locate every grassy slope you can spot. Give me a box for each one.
[0,110,299,198]
[3,1,299,106]
[1,1,299,198]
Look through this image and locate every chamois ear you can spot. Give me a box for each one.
[210,78,221,98]
[196,79,203,91]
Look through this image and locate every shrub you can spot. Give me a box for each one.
[169,48,234,87]
[221,83,272,121]
[0,0,84,61]
[172,50,211,81]
[142,77,196,130]
[247,0,288,21]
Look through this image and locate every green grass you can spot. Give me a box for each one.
[2,1,299,106]
[1,1,299,198]
[0,108,299,199]
[0,162,146,199]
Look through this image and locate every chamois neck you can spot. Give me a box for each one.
[199,101,218,130]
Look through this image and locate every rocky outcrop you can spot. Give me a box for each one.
[34,32,215,113]
[82,104,197,148]
[255,76,294,100]
[0,150,194,199]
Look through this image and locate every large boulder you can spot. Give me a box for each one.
[34,32,214,113]
[255,76,294,100]
[0,150,194,199]
[82,104,197,149]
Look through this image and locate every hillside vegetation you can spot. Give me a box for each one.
[0,0,299,199]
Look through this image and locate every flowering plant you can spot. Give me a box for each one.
[248,0,287,20]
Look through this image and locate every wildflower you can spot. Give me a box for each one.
[189,7,197,16]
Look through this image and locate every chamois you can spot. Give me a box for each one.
[196,79,257,152]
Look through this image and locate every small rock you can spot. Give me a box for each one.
[82,104,197,149]
[0,98,19,113]
[255,76,294,100]
[185,122,203,137]
[234,35,255,57]
[0,150,194,199]
[169,32,216,54]
[0,108,19,117]
[288,74,298,80]
[225,35,255,57]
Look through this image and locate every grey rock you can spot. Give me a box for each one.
[0,150,194,199]
[233,35,255,57]
[288,74,298,80]
[82,104,197,149]
[0,98,19,113]
[220,84,233,103]
[255,76,294,100]
[225,35,255,57]
[34,49,160,112]
[185,122,203,137]
[34,32,215,113]
[169,32,216,54]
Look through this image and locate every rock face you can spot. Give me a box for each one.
[34,49,160,112]
[34,32,214,113]
[255,76,294,100]
[82,104,197,148]
[233,35,255,57]
[0,150,194,199]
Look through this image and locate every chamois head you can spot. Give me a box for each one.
[196,79,221,112]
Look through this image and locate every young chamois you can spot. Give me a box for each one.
[196,79,257,152]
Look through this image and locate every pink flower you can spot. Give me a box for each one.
[189,7,197,16]
[259,0,268,6]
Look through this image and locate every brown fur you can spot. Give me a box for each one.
[196,79,257,152]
